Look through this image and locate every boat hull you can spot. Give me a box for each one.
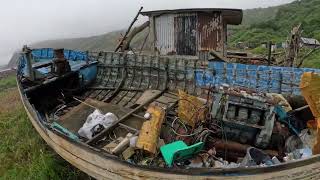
[17,79,320,180]
[16,48,320,179]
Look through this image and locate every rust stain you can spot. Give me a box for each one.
[154,12,224,56]
[198,12,223,52]
[174,13,197,56]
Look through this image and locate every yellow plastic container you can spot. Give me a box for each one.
[300,72,320,154]
[136,105,165,154]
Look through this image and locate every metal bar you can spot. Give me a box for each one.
[193,60,197,94]
[291,105,309,113]
[156,56,160,89]
[174,58,178,89]
[268,41,272,66]
[119,123,139,132]
[279,72,283,94]
[183,60,187,91]
[147,56,152,88]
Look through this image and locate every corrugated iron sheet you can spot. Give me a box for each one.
[174,13,197,56]
[198,12,223,52]
[154,12,224,56]
[155,14,175,55]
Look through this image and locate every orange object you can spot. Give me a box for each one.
[136,105,165,154]
[307,120,317,129]
[300,72,320,154]
[178,90,207,127]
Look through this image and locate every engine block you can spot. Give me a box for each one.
[211,87,276,149]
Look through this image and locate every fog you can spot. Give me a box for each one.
[0,0,294,66]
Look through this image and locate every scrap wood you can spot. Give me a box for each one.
[115,6,143,52]
[121,21,150,51]
[209,51,226,61]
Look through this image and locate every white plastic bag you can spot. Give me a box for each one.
[78,109,118,139]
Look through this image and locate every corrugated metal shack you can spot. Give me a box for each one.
[141,8,243,58]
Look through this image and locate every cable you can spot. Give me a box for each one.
[53,104,67,121]
[170,117,202,137]
[73,96,101,111]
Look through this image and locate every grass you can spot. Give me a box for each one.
[0,75,16,91]
[0,75,85,180]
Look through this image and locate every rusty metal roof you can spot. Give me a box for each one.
[141,8,243,25]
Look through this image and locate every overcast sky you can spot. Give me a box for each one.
[0,0,294,66]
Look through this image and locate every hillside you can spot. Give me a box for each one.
[230,0,320,44]
[241,6,282,26]
[32,28,150,52]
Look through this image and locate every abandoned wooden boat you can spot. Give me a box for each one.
[16,8,320,179]
[16,46,320,179]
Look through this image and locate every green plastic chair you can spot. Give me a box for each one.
[160,141,204,167]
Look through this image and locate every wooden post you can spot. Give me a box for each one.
[23,46,35,81]
[267,41,272,66]
[115,7,143,52]
[223,21,228,57]
[148,15,157,55]
[121,21,150,51]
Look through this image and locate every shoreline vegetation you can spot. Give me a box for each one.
[0,75,86,179]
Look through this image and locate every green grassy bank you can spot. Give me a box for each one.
[0,75,85,179]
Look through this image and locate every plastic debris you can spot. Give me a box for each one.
[285,135,303,153]
[112,133,133,155]
[102,137,124,153]
[284,147,313,162]
[78,109,118,139]
[301,148,312,158]
[214,159,240,169]
[129,136,138,148]
[271,156,281,165]
[274,105,300,135]
[299,129,316,149]
[51,122,79,141]
[144,112,151,120]
[241,147,273,167]
[84,85,317,169]
[160,141,204,167]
